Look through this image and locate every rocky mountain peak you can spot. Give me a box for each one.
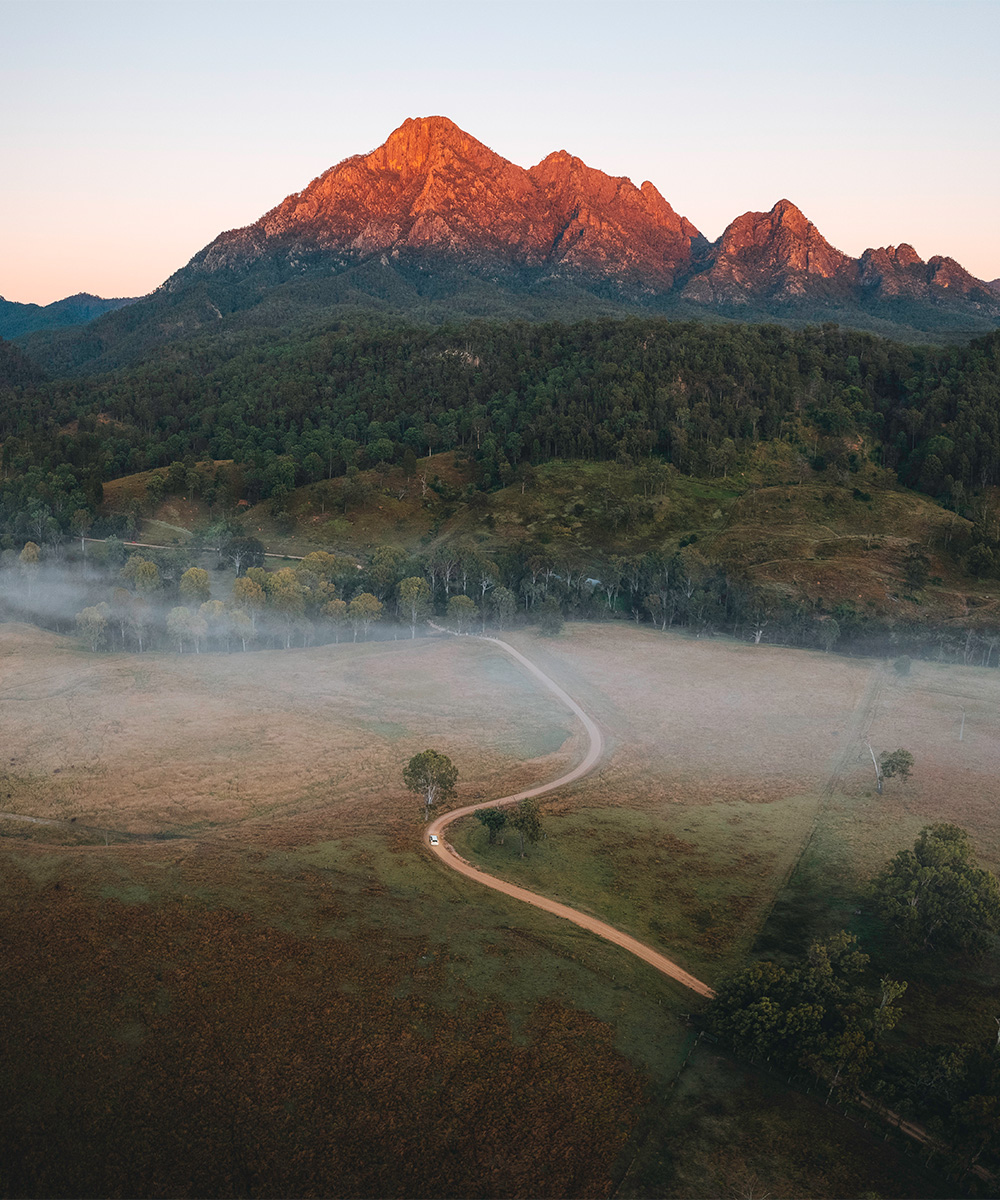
[365,115,505,177]
[681,200,854,305]
[159,116,997,333]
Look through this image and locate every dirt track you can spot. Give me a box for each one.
[426,631,714,999]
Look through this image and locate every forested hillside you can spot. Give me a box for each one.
[4,314,1000,666]
[3,317,1000,535]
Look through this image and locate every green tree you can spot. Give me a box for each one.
[199,599,228,648]
[397,576,431,638]
[125,596,152,652]
[879,748,914,783]
[403,749,459,821]
[509,798,542,857]
[475,806,508,845]
[19,541,40,597]
[709,932,905,1098]
[869,823,1000,955]
[867,743,913,794]
[167,606,195,653]
[298,551,338,582]
[135,560,161,596]
[323,597,349,642]
[121,556,162,596]
[70,509,92,552]
[230,608,254,652]
[536,596,564,637]
[232,575,266,633]
[367,545,409,600]
[267,567,305,648]
[349,592,383,642]
[447,593,478,634]
[108,586,133,649]
[490,585,516,632]
[76,604,109,651]
[180,566,211,604]
[220,534,265,576]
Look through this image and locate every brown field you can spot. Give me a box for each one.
[3,619,999,1197]
[503,623,1000,872]
[1,622,580,835]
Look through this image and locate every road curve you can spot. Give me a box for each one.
[425,628,714,999]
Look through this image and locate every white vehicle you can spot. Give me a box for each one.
[429,834,439,846]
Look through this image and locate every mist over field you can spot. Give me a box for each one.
[4,527,1000,1197]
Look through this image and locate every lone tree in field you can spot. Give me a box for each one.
[475,806,508,845]
[879,748,914,792]
[403,750,458,822]
[866,743,914,794]
[870,823,1000,955]
[510,797,542,857]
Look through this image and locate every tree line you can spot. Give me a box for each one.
[6,527,1000,666]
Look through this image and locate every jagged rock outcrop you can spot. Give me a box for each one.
[160,116,997,329]
[174,116,705,290]
[526,151,705,287]
[17,116,996,372]
[681,200,855,305]
[859,244,997,308]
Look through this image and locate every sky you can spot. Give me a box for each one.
[2,0,999,305]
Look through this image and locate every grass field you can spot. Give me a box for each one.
[2,620,998,1196]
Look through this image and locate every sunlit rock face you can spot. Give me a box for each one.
[680,200,856,305]
[858,244,998,307]
[172,115,705,287]
[158,114,997,327]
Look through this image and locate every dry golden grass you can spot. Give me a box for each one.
[0,623,580,837]
[507,623,874,808]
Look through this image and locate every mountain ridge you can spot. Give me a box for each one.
[169,115,995,313]
[0,292,136,340]
[12,115,999,368]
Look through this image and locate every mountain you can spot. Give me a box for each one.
[0,292,136,339]
[681,199,855,305]
[16,117,999,372]
[177,116,707,291]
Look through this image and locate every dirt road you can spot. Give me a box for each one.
[426,630,714,999]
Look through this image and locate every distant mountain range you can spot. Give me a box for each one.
[0,292,135,340]
[11,116,1000,370]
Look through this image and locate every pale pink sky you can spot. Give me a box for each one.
[2,0,998,305]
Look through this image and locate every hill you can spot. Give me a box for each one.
[0,292,136,340]
[86,445,999,659]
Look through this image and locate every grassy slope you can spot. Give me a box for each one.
[99,446,995,629]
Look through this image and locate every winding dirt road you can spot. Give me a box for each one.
[426,631,714,999]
